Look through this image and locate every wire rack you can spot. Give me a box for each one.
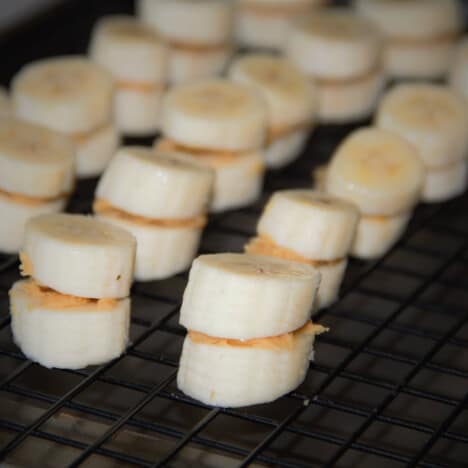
[1,1,468,467]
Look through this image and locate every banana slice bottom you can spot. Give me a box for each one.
[115,83,165,136]
[316,67,385,124]
[10,279,130,369]
[155,138,265,213]
[265,129,309,169]
[352,212,411,260]
[94,201,205,281]
[422,159,467,203]
[0,193,66,254]
[177,321,327,407]
[72,122,120,178]
[246,235,346,310]
[312,164,328,191]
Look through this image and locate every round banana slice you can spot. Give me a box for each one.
[313,258,347,310]
[257,190,359,261]
[138,0,234,46]
[95,210,204,281]
[161,79,268,152]
[89,15,168,84]
[180,253,320,339]
[178,321,326,407]
[0,87,11,120]
[21,214,136,299]
[285,8,382,81]
[265,129,309,169]
[10,279,130,369]
[422,160,467,203]
[0,195,66,254]
[326,128,424,216]
[12,56,114,134]
[168,46,233,85]
[96,147,214,220]
[235,0,325,50]
[450,37,468,99]
[376,84,468,169]
[351,212,411,260]
[73,122,119,178]
[228,54,317,132]
[0,119,74,198]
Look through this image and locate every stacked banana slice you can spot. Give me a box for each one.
[355,0,462,80]
[155,78,268,212]
[228,54,317,169]
[137,0,234,85]
[0,87,11,120]
[235,0,324,51]
[178,253,326,407]
[285,8,385,123]
[0,119,75,253]
[450,38,468,99]
[94,147,214,281]
[376,84,468,203]
[10,213,136,369]
[12,56,118,178]
[90,15,168,136]
[326,128,424,260]
[246,190,359,309]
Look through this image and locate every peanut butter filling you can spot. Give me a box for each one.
[166,38,230,54]
[315,64,382,87]
[19,252,33,277]
[389,30,460,48]
[117,80,165,93]
[0,186,67,207]
[189,321,327,351]
[94,198,207,229]
[245,235,343,267]
[11,279,118,312]
[267,120,312,144]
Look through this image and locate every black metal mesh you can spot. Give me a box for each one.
[0,1,468,467]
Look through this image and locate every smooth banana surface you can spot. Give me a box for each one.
[180,253,320,339]
[313,258,347,310]
[97,147,214,219]
[12,56,114,134]
[21,213,136,299]
[265,129,309,169]
[326,127,424,216]
[351,212,411,260]
[376,84,468,169]
[177,322,325,407]
[10,279,130,369]
[422,160,467,203]
[0,119,75,198]
[161,79,268,152]
[258,190,359,261]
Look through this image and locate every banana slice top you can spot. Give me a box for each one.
[26,213,136,247]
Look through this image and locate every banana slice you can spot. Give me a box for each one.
[12,56,114,134]
[312,164,328,191]
[177,321,326,407]
[95,208,204,281]
[180,253,320,339]
[21,213,136,299]
[10,279,130,369]
[138,0,234,46]
[257,190,359,261]
[89,15,168,84]
[235,0,324,50]
[168,45,232,85]
[265,130,309,169]
[285,8,382,81]
[355,0,462,79]
[450,37,468,99]
[326,127,424,216]
[0,87,11,120]
[96,147,214,220]
[352,212,411,260]
[376,84,468,169]
[422,160,467,203]
[161,79,268,152]
[73,122,119,178]
[0,119,75,199]
[0,195,66,254]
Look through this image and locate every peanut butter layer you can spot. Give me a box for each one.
[117,80,165,93]
[245,235,343,267]
[267,120,312,144]
[315,65,382,87]
[166,38,230,53]
[12,279,118,311]
[389,30,460,48]
[19,252,33,277]
[189,321,328,351]
[0,186,67,207]
[94,198,207,229]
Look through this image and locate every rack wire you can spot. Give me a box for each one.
[0,1,468,467]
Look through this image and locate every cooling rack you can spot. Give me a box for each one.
[0,1,467,467]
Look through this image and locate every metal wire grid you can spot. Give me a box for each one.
[0,1,467,467]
